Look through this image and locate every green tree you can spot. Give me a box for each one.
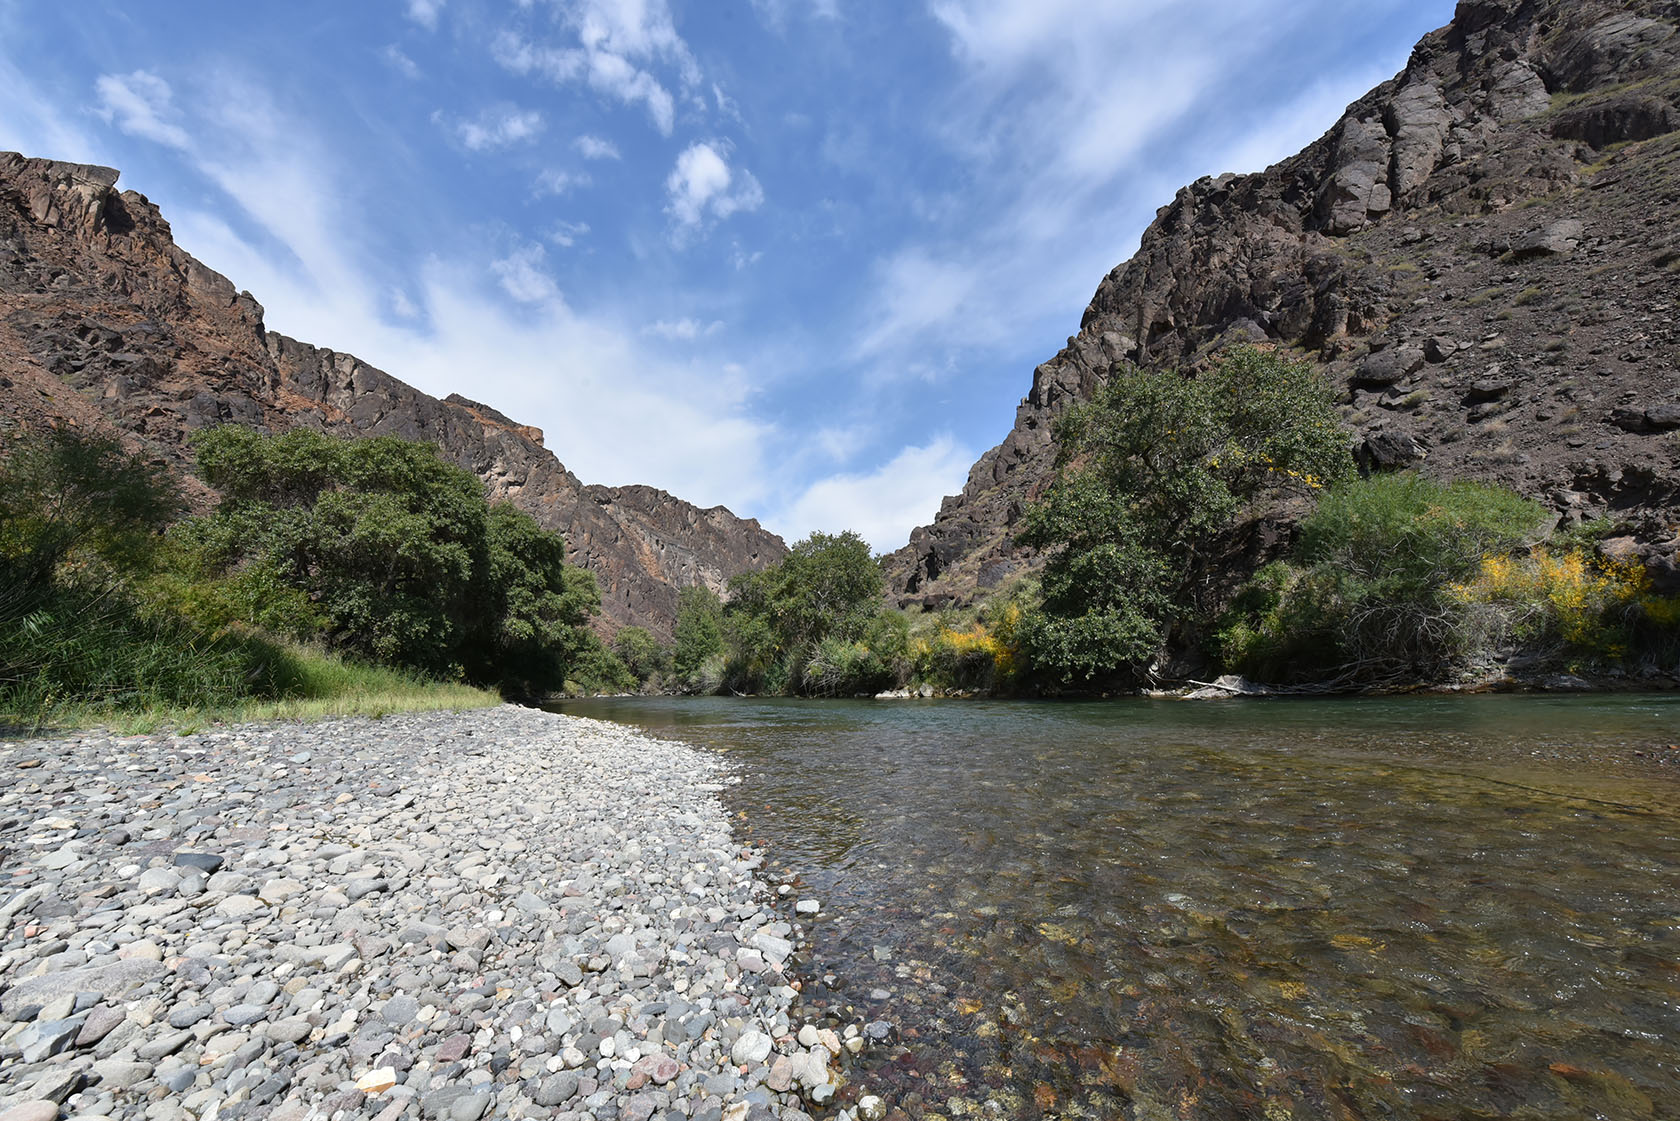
[720,530,885,693]
[672,584,725,683]
[0,426,179,592]
[184,426,604,691]
[193,427,487,672]
[613,625,669,683]
[471,502,604,694]
[770,530,883,649]
[1017,347,1352,685]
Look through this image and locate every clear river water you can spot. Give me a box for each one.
[552,694,1680,1121]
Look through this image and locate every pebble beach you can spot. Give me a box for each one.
[0,706,884,1121]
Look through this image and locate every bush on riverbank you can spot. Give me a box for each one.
[1217,474,1680,684]
[713,530,885,694]
[181,427,623,692]
[1015,347,1353,689]
[0,424,606,727]
[1217,474,1551,683]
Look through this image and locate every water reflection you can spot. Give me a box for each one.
[554,695,1680,1119]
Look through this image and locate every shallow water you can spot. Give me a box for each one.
[553,694,1680,1120]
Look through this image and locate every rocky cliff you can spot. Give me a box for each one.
[0,153,785,638]
[888,0,1680,607]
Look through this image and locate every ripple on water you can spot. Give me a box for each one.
[554,693,1680,1120]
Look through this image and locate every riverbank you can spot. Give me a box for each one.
[0,706,864,1121]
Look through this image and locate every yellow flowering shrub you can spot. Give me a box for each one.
[910,607,1024,689]
[1453,547,1679,659]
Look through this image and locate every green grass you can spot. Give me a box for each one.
[3,632,499,736]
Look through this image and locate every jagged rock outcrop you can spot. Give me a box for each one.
[0,151,785,639]
[888,0,1680,607]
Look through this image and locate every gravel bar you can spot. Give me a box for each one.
[0,706,884,1121]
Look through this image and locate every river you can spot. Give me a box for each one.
[553,693,1680,1120]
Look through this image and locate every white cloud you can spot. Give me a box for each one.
[856,248,985,359]
[406,0,445,30]
[665,142,763,235]
[94,71,191,150]
[574,133,620,160]
[491,243,564,305]
[773,435,975,552]
[382,45,422,79]
[750,0,841,29]
[547,220,592,247]
[435,105,545,151]
[644,317,723,340]
[534,168,590,196]
[491,0,699,136]
[815,424,865,462]
[75,63,781,513]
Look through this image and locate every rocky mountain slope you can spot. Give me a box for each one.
[888,0,1680,607]
[0,153,785,639]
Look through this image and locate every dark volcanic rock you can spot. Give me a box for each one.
[887,0,1680,607]
[0,152,785,637]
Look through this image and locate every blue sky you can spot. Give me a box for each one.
[0,0,1457,550]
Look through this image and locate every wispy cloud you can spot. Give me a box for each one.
[492,0,700,136]
[856,247,986,360]
[433,105,545,151]
[534,168,590,196]
[665,142,763,237]
[94,71,190,150]
[491,243,564,305]
[772,435,975,552]
[547,220,591,247]
[406,0,445,31]
[573,133,620,160]
[382,45,422,79]
[750,0,842,31]
[644,317,723,341]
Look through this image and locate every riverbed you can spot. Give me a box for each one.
[554,694,1680,1121]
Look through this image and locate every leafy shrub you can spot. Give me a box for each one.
[1219,474,1550,682]
[912,618,1012,692]
[802,636,894,696]
[185,426,605,693]
[1018,346,1352,686]
[672,585,726,685]
[1453,547,1680,666]
[613,626,669,684]
[0,426,179,592]
[0,584,289,725]
[562,643,638,696]
[1296,473,1547,594]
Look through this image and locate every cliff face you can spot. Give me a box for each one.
[888,0,1680,606]
[0,153,785,639]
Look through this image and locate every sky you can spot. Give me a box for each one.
[0,0,1458,551]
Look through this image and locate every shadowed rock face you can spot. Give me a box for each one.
[0,152,785,640]
[887,0,1680,609]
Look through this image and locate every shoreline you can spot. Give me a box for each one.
[0,706,874,1121]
